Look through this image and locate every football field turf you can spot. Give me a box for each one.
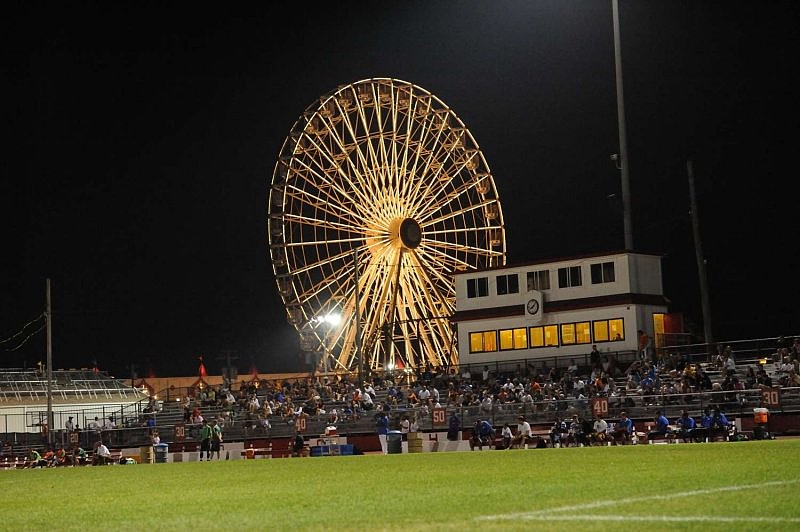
[3,439,798,531]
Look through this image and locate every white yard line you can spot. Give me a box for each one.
[476,479,800,523]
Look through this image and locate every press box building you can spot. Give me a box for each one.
[452,250,682,367]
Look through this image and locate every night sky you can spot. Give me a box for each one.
[3,2,798,378]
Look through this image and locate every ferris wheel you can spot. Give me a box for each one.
[268,78,505,375]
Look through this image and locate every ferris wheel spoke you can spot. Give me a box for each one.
[415,245,473,276]
[422,237,503,262]
[290,156,370,221]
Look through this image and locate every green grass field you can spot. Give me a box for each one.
[3,439,799,531]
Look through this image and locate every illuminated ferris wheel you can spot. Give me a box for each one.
[268,78,505,374]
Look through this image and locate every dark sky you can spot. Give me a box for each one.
[2,2,798,378]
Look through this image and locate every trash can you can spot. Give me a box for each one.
[387,431,402,454]
[155,443,168,463]
[753,426,765,440]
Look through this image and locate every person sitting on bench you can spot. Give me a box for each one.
[647,410,671,441]
[509,416,532,449]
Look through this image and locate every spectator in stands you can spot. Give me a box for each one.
[638,330,650,362]
[461,365,471,383]
[610,412,633,445]
[721,349,736,377]
[589,345,601,371]
[446,412,460,441]
[190,409,204,425]
[756,367,773,388]
[591,415,609,446]
[791,337,800,360]
[695,366,713,391]
[65,416,75,432]
[674,409,697,443]
[376,411,389,454]
[361,390,374,411]
[648,410,671,441]
[87,416,101,432]
[482,365,491,384]
[363,382,376,400]
[480,394,493,414]
[509,415,532,449]
[567,359,579,377]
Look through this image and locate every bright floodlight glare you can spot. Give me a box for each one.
[325,313,341,326]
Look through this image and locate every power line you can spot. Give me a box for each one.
[0,313,45,346]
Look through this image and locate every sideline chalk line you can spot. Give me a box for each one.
[476,479,800,523]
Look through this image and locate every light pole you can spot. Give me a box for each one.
[612,0,634,251]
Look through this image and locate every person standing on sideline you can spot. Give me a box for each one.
[210,419,223,459]
[199,419,212,461]
[446,411,460,441]
[376,411,389,454]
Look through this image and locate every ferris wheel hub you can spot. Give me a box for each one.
[399,218,422,249]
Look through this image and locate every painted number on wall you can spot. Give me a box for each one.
[591,397,608,417]
[762,387,781,407]
[175,423,185,442]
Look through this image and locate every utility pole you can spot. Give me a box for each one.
[45,278,53,445]
[687,160,714,347]
[613,0,634,251]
